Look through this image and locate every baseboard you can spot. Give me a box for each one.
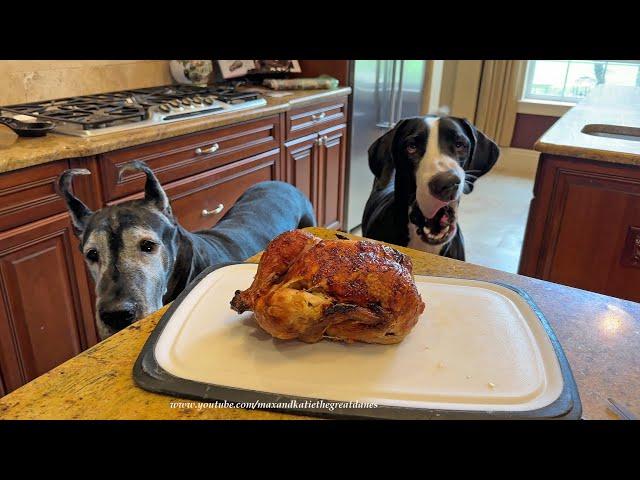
[494,147,540,178]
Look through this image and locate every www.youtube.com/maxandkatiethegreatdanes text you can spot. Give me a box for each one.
[169,400,379,411]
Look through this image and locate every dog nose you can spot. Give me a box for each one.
[99,304,137,331]
[428,170,461,201]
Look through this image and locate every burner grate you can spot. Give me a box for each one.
[1,83,264,131]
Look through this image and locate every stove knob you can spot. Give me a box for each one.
[159,104,171,113]
[192,96,202,104]
[182,98,192,106]
[203,97,214,105]
[169,100,180,108]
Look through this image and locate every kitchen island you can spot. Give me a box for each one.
[0,227,638,420]
[519,85,640,303]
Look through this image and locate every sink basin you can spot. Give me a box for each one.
[582,124,640,142]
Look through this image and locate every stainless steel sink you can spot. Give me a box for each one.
[582,124,640,142]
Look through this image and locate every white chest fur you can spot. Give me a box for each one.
[407,222,443,255]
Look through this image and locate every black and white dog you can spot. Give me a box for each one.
[58,161,315,339]
[362,116,499,260]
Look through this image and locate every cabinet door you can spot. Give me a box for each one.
[0,213,96,393]
[317,125,347,230]
[284,134,320,221]
[519,155,640,302]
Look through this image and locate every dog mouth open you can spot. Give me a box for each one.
[410,201,458,245]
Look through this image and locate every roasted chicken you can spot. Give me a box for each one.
[230,230,425,344]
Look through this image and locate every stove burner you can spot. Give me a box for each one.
[0,84,265,133]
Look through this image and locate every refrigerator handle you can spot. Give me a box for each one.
[388,60,398,128]
[394,60,405,125]
[375,60,397,130]
[374,60,382,126]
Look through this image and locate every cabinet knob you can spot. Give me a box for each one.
[317,135,328,146]
[195,143,220,155]
[202,204,224,216]
[311,112,326,121]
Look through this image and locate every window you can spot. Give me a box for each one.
[523,60,640,104]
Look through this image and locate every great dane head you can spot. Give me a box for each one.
[58,161,181,340]
[369,115,499,246]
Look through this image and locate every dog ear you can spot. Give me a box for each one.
[368,123,401,189]
[457,118,500,193]
[368,127,395,189]
[57,169,94,236]
[118,161,172,216]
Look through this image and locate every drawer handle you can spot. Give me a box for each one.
[317,135,328,146]
[311,112,326,121]
[202,204,224,216]
[195,143,220,155]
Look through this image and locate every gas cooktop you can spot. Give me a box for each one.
[0,84,267,137]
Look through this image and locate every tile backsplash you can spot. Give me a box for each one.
[0,61,173,106]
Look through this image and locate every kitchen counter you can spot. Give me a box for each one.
[1,227,639,420]
[0,87,352,175]
[535,85,640,166]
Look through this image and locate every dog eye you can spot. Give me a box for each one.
[86,249,99,262]
[139,240,158,253]
[455,141,466,150]
[406,143,417,154]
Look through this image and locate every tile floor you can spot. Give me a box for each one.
[350,170,534,274]
[457,171,533,273]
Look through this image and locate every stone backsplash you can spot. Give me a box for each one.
[0,61,173,106]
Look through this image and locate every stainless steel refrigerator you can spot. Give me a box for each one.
[346,60,427,232]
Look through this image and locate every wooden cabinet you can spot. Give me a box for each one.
[0,213,96,392]
[285,134,320,220]
[284,126,347,230]
[167,150,280,231]
[317,125,347,230]
[519,154,640,302]
[0,160,68,233]
[285,98,348,141]
[0,96,350,396]
[98,116,282,202]
[284,97,349,230]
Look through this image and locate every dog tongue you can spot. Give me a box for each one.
[424,198,449,219]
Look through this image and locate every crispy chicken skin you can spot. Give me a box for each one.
[230,230,425,344]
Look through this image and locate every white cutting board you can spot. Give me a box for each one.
[154,263,563,412]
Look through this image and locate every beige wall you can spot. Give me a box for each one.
[438,60,483,120]
[0,61,173,106]
[439,60,458,109]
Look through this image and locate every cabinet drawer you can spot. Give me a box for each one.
[0,160,69,232]
[285,98,348,140]
[167,150,279,232]
[99,115,280,202]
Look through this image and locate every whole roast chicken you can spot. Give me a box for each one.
[230,230,425,344]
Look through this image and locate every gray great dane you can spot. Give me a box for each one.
[58,160,315,340]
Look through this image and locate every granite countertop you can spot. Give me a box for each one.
[535,85,640,166]
[0,87,352,175]
[0,227,638,420]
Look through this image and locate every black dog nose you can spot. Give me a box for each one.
[428,170,461,201]
[99,305,136,331]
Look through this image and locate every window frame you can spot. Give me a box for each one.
[522,60,640,104]
[518,60,640,117]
